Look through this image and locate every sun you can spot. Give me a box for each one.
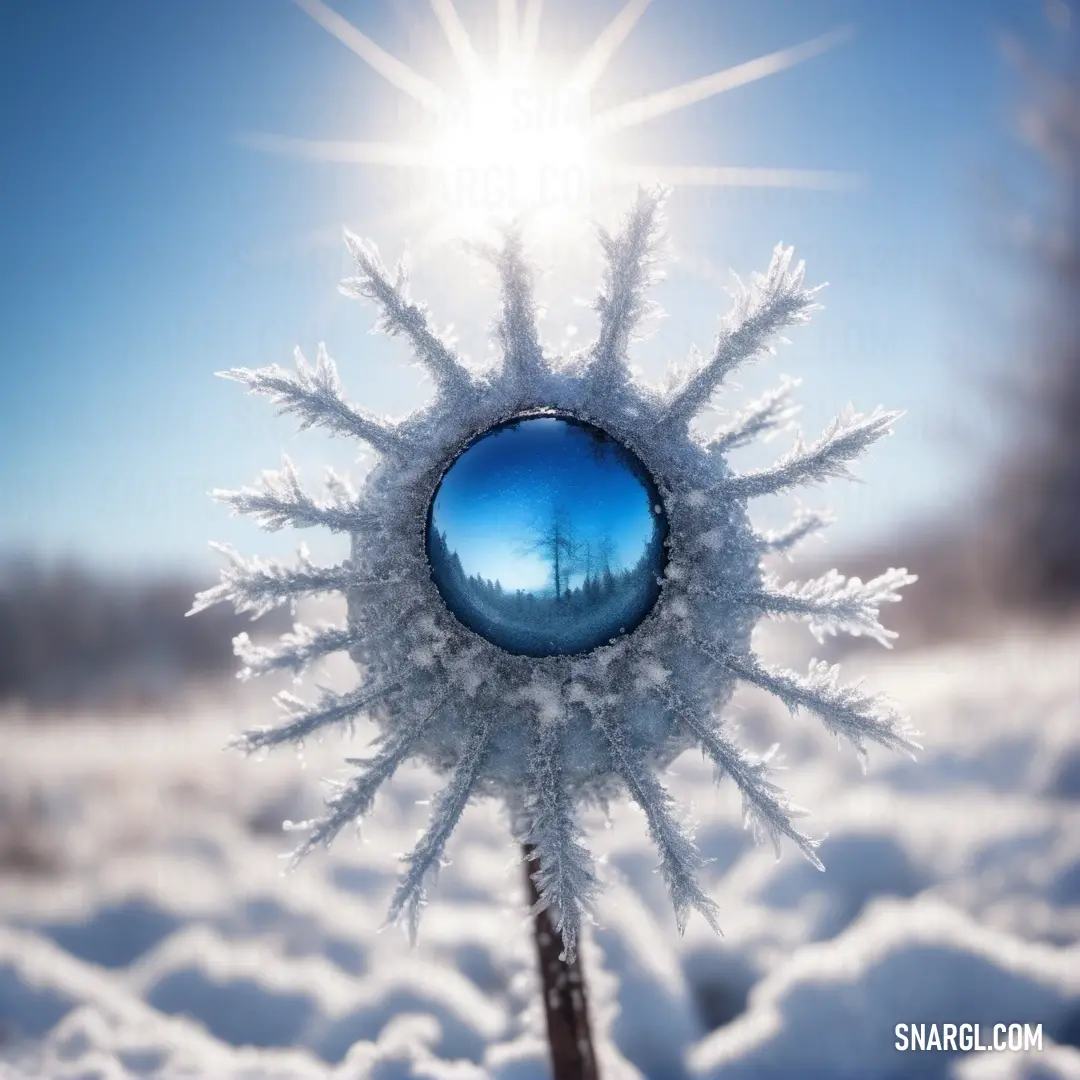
[243,0,857,250]
[426,68,595,235]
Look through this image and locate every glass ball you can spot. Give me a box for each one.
[426,414,667,657]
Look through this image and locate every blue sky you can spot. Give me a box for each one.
[431,416,659,592]
[0,0,1045,576]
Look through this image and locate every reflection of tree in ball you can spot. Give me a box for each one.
[194,187,918,965]
[426,414,667,656]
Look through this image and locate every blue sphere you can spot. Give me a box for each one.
[426,414,667,657]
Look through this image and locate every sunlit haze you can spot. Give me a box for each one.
[0,0,1040,574]
[268,0,855,245]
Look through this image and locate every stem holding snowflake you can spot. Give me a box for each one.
[524,841,600,1080]
[192,185,917,1079]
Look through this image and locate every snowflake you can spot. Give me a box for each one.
[192,187,918,962]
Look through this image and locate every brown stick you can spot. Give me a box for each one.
[522,842,601,1080]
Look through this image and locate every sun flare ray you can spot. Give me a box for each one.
[238,133,435,167]
[568,0,652,93]
[292,0,443,110]
[429,0,486,83]
[497,0,519,71]
[610,163,860,190]
[520,0,544,64]
[591,24,853,134]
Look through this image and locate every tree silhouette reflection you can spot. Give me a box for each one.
[426,416,667,656]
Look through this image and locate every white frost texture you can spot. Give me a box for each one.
[190,186,918,962]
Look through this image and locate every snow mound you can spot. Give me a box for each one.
[686,896,1080,1080]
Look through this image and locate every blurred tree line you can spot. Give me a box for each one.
[990,0,1080,608]
[825,3,1080,652]
[0,557,288,712]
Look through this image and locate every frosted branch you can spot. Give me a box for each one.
[289,697,447,865]
[212,457,376,533]
[233,623,357,679]
[669,693,822,868]
[469,225,544,386]
[340,230,470,394]
[700,640,921,759]
[588,185,669,385]
[230,681,398,754]
[757,507,835,557]
[708,376,801,452]
[592,704,721,935]
[740,567,917,647]
[524,716,600,962]
[386,714,495,942]
[218,344,398,454]
[661,243,822,427]
[725,406,902,499]
[189,543,395,620]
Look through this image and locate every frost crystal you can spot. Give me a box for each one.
[193,186,918,962]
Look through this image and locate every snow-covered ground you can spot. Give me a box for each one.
[2,618,1079,1079]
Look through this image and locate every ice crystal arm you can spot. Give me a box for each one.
[523,719,600,963]
[708,376,801,452]
[738,567,917,647]
[588,185,669,385]
[593,706,721,935]
[386,715,495,942]
[662,244,822,427]
[669,693,822,868]
[218,344,398,454]
[701,641,920,759]
[289,698,447,865]
[757,507,835,557]
[212,457,376,533]
[340,230,471,394]
[725,406,901,499]
[188,543,389,620]
[233,623,357,680]
[230,682,399,753]
[470,225,544,386]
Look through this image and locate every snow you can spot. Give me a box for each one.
[2,619,1079,1078]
